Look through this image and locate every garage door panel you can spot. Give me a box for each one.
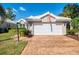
[33,23,63,35]
[52,24,63,35]
[34,23,52,35]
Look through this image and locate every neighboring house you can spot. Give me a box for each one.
[0,21,9,32]
[5,18,16,28]
[0,18,16,32]
[26,11,71,35]
[17,18,27,28]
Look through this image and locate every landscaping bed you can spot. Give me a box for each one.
[67,35,79,41]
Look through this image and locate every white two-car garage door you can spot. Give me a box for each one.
[33,23,64,35]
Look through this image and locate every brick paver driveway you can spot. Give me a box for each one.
[21,35,79,55]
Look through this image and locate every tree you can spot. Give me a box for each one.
[6,8,16,20]
[59,4,79,30]
[0,4,6,25]
[71,17,79,29]
[59,4,79,19]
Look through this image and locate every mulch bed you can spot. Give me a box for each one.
[67,35,79,41]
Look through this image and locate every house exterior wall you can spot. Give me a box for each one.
[25,24,28,29]
[0,22,8,29]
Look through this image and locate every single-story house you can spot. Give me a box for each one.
[6,18,16,28]
[26,11,71,35]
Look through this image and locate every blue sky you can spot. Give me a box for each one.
[1,3,69,20]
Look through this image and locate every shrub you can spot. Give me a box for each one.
[26,30,31,35]
[26,30,33,37]
[19,28,33,37]
[0,28,3,33]
[4,28,8,33]
[19,28,26,36]
[67,29,79,35]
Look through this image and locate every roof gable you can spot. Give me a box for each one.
[41,14,56,22]
[41,14,55,19]
[17,18,27,24]
[27,11,71,22]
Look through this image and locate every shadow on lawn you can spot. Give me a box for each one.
[67,35,79,41]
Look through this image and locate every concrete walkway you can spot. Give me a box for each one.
[21,35,79,55]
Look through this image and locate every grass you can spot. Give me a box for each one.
[0,29,27,55]
[0,29,16,42]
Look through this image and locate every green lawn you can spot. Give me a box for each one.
[0,29,27,55]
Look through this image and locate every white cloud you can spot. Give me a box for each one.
[19,7,26,11]
[13,8,17,12]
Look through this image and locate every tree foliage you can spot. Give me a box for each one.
[0,4,16,26]
[6,8,16,20]
[71,17,79,29]
[59,4,79,19]
[0,4,6,25]
[59,4,79,30]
